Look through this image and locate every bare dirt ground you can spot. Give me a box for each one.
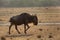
[0,7,60,40]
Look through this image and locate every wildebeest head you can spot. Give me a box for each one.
[33,15,38,25]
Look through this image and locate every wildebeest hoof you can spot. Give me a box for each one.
[18,32,21,34]
[9,32,11,34]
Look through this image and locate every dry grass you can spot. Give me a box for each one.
[0,7,60,40]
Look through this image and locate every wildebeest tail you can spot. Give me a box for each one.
[9,17,13,22]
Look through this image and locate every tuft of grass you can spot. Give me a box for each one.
[27,39,29,40]
[39,29,43,31]
[48,35,53,38]
[57,28,60,30]
[1,37,6,40]
[0,19,3,21]
[49,33,52,35]
[37,35,41,38]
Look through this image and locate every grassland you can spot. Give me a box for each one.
[0,7,60,40]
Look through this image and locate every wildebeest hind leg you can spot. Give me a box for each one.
[24,25,27,34]
[9,23,13,34]
[15,25,21,34]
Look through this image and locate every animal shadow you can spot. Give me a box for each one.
[5,34,33,37]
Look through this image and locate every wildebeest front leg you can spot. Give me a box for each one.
[9,23,13,34]
[15,25,20,34]
[26,24,30,31]
[24,24,30,34]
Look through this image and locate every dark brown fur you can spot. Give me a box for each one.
[9,13,38,34]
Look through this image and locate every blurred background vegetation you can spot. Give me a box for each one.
[0,0,60,7]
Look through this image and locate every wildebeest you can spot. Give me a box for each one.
[9,13,38,34]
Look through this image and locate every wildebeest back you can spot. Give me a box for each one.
[9,13,33,25]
